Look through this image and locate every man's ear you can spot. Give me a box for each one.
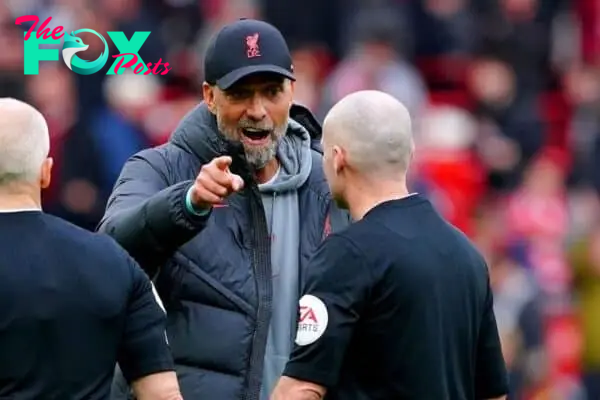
[202,82,216,114]
[40,157,53,190]
[332,145,345,175]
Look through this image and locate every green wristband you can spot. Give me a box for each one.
[185,187,211,216]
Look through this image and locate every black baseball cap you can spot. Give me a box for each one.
[203,18,295,90]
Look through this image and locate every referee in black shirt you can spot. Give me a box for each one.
[271,91,509,400]
[0,98,182,400]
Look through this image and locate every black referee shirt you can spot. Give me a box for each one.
[0,210,174,399]
[283,194,509,399]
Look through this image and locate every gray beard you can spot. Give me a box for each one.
[244,139,278,170]
[217,121,287,170]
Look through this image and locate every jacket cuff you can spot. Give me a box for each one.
[143,180,211,235]
[185,186,212,217]
[178,182,212,225]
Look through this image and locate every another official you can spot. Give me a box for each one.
[271,91,509,400]
[0,98,182,400]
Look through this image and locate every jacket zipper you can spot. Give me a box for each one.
[226,141,273,400]
[244,184,272,400]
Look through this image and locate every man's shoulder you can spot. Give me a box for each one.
[325,221,373,257]
[121,139,198,185]
[320,228,368,262]
[43,213,132,264]
[128,102,222,166]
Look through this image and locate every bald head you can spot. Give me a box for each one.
[0,98,50,186]
[322,90,414,177]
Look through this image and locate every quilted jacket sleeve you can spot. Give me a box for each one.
[97,148,210,277]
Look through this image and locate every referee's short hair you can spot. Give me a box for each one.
[322,90,414,176]
[0,98,50,185]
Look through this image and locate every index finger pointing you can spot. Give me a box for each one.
[213,156,233,171]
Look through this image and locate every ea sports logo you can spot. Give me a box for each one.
[295,294,328,346]
[300,306,318,325]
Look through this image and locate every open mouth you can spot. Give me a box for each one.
[241,128,271,144]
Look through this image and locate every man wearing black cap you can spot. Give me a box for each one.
[99,18,349,400]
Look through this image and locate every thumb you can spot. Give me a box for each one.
[231,174,244,191]
[213,156,233,171]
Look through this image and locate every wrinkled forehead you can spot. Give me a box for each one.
[225,73,286,92]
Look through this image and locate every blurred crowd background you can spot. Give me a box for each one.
[1,0,600,398]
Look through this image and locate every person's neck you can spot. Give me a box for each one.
[0,187,42,211]
[254,158,280,184]
[345,177,410,221]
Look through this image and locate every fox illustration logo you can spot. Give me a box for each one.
[61,29,108,75]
